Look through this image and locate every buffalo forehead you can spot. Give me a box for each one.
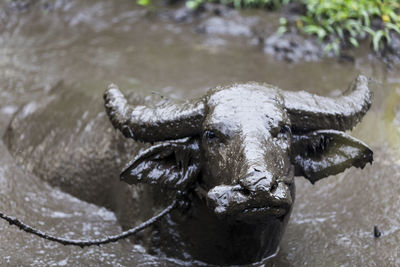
[206,84,285,132]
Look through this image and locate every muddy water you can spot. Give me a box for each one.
[0,0,399,266]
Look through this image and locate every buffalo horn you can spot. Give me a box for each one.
[282,75,372,132]
[104,84,205,142]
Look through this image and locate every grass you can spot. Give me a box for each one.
[138,0,400,55]
[293,0,400,54]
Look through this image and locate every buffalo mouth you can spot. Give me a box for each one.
[241,205,289,218]
[206,184,291,220]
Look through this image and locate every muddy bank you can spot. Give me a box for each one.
[158,2,400,63]
[159,2,325,62]
[0,0,325,63]
[4,0,399,63]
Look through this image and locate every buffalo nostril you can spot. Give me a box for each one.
[271,183,293,207]
[241,170,274,193]
[270,180,278,193]
[232,185,251,196]
[240,187,251,196]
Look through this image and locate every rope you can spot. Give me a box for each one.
[0,199,177,248]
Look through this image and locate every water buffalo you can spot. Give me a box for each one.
[4,76,372,265]
[103,75,372,264]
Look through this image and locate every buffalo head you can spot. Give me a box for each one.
[104,76,373,223]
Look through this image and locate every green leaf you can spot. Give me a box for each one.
[332,41,340,56]
[385,28,391,43]
[386,23,400,34]
[372,30,384,52]
[137,0,150,6]
[234,0,242,9]
[336,28,344,39]
[324,43,333,54]
[276,26,287,36]
[303,25,327,40]
[364,26,374,34]
[186,0,199,9]
[349,37,359,48]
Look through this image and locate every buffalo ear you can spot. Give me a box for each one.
[121,138,201,190]
[291,130,373,184]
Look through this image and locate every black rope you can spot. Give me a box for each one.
[0,199,177,248]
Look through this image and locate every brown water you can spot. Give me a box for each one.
[0,0,399,266]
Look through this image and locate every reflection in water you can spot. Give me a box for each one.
[0,0,399,266]
[384,85,400,162]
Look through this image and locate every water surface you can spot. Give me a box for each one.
[0,1,399,266]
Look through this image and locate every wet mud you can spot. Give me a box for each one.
[160,2,325,62]
[0,0,400,266]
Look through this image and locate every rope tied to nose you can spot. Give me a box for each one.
[0,198,178,248]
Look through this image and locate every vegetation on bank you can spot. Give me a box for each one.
[140,0,400,55]
[277,0,400,54]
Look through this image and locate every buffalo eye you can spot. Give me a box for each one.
[204,130,216,139]
[276,125,292,140]
[280,125,292,136]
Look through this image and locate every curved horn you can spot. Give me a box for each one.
[104,84,205,142]
[283,75,372,132]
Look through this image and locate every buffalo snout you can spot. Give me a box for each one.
[206,178,293,221]
[239,168,277,194]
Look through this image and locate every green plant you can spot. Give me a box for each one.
[286,0,400,54]
[137,0,400,54]
[137,0,151,6]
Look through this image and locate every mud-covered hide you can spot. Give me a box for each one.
[2,84,173,228]
[3,76,373,265]
[100,76,372,265]
[291,130,373,184]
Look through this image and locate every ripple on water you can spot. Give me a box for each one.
[0,0,399,266]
